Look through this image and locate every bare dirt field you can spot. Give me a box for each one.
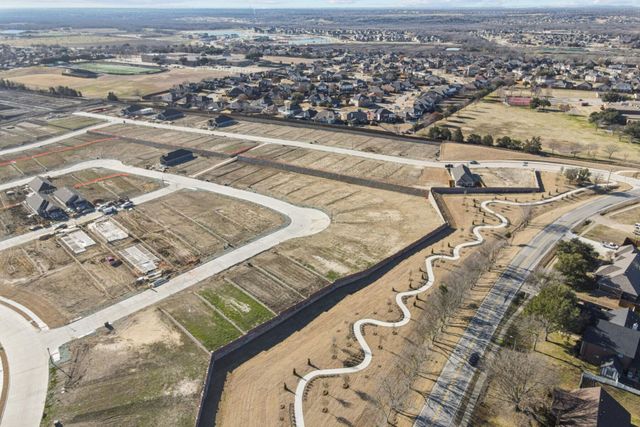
[213,177,599,427]
[0,120,67,149]
[220,120,441,160]
[133,168,444,356]
[0,66,253,98]
[0,135,168,184]
[428,91,640,163]
[96,124,258,156]
[475,167,537,188]
[243,144,450,189]
[0,191,40,238]
[42,308,209,427]
[116,189,285,270]
[51,167,163,203]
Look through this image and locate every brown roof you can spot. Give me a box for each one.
[552,387,630,427]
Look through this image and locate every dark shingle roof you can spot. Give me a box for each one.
[583,319,640,359]
[596,245,640,297]
[28,176,55,193]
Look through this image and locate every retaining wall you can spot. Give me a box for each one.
[194,222,452,426]
[238,155,429,197]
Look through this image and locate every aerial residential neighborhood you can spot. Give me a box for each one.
[0,4,639,427]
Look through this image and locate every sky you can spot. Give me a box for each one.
[0,0,637,7]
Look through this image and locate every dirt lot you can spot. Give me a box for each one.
[42,308,209,427]
[0,120,66,149]
[97,124,258,156]
[51,168,163,203]
[213,178,599,427]
[0,66,259,99]
[428,90,640,163]
[138,170,443,356]
[219,119,441,160]
[475,167,537,188]
[0,134,168,184]
[243,144,450,189]
[200,163,441,278]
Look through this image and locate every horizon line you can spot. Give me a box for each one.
[0,5,639,10]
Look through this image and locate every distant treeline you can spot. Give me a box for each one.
[0,78,82,97]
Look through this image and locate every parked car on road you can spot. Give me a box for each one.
[468,352,480,366]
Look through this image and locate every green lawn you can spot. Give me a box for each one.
[199,282,273,331]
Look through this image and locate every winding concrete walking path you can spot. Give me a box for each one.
[293,184,632,427]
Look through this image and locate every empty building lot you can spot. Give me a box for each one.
[474,167,537,188]
[42,308,209,427]
[94,124,259,156]
[51,167,163,204]
[241,144,451,189]
[210,119,441,160]
[0,134,168,183]
[0,186,286,326]
[141,168,443,355]
[0,89,87,122]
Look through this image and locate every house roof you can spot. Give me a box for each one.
[596,245,640,297]
[26,192,47,213]
[552,387,630,427]
[450,165,478,185]
[28,176,55,193]
[603,307,640,329]
[53,187,79,205]
[582,318,640,359]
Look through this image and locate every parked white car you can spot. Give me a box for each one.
[602,241,619,250]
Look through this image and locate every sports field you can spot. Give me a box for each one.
[0,66,248,98]
[71,61,163,75]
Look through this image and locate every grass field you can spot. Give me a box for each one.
[71,61,163,75]
[426,89,640,163]
[199,282,274,331]
[0,66,249,98]
[164,293,242,351]
[611,204,640,225]
[582,224,630,245]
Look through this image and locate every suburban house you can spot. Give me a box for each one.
[121,104,153,117]
[595,245,640,306]
[450,165,480,187]
[52,187,91,213]
[551,387,630,427]
[160,149,195,166]
[580,307,640,385]
[155,108,184,121]
[208,115,236,129]
[25,193,65,220]
[27,176,56,194]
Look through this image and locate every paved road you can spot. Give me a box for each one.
[414,188,640,427]
[0,159,330,427]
